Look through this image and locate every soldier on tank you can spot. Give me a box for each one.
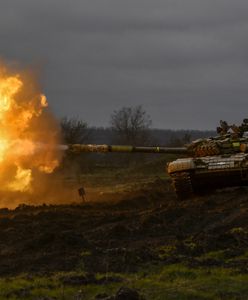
[230,124,241,138]
[217,120,230,136]
[239,119,248,136]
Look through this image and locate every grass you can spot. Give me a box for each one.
[64,156,172,202]
[1,263,248,300]
[68,156,173,185]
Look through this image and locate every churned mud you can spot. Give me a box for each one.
[0,180,248,276]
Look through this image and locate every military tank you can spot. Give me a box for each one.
[67,119,248,200]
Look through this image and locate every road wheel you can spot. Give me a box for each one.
[171,172,194,200]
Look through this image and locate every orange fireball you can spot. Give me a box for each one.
[0,63,60,192]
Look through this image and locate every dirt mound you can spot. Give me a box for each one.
[0,181,248,275]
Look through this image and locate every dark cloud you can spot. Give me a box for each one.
[0,0,248,129]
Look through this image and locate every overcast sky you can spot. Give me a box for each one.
[1,0,248,129]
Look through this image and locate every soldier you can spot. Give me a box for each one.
[230,124,241,138]
[78,186,86,202]
[217,120,230,136]
[220,120,229,134]
[239,119,248,136]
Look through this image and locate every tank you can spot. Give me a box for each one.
[67,119,248,200]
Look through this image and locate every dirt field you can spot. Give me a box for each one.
[0,177,248,299]
[0,180,248,275]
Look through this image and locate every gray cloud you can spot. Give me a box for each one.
[0,0,248,129]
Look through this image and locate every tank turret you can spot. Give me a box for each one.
[66,119,248,200]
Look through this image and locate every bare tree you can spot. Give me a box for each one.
[60,117,90,144]
[60,117,91,179]
[110,105,152,145]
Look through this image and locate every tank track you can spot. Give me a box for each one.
[171,171,194,200]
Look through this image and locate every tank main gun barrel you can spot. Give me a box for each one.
[68,144,188,154]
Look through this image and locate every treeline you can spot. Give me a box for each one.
[60,106,216,174]
[87,127,215,146]
[61,106,216,147]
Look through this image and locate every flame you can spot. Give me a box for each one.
[0,76,22,116]
[0,62,60,193]
[7,166,32,192]
[0,139,9,162]
[40,94,48,107]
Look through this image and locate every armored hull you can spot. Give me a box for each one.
[168,153,248,199]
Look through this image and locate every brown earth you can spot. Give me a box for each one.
[0,179,248,276]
